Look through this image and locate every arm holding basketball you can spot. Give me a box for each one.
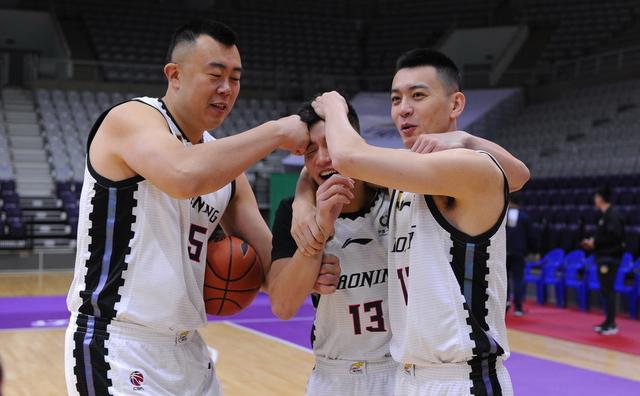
[219,174,272,289]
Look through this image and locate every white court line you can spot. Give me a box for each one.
[222,321,313,354]
[215,316,314,325]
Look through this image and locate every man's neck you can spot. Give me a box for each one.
[162,94,205,144]
[600,203,611,213]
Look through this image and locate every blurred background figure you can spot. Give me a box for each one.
[506,193,537,316]
[581,187,625,335]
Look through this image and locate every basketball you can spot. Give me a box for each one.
[204,235,263,316]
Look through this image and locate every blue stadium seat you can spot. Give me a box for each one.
[542,251,570,307]
[564,250,589,311]
[525,248,564,305]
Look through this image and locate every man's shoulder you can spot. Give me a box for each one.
[99,99,167,134]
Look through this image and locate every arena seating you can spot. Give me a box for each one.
[494,79,640,178]
[517,0,638,64]
[525,248,640,318]
[49,0,640,89]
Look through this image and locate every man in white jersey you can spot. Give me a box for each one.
[269,100,396,396]
[309,49,529,395]
[64,19,314,396]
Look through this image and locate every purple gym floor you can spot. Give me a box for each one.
[1,293,638,395]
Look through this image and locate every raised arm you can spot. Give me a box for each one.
[90,101,308,199]
[312,92,503,200]
[291,167,324,256]
[410,131,529,192]
[290,168,354,256]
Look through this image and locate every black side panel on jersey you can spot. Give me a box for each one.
[77,183,109,316]
[96,185,138,318]
[77,183,138,319]
[271,197,297,262]
[72,314,113,395]
[310,294,321,348]
[73,181,138,396]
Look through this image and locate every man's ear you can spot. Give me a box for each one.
[164,63,180,88]
[451,92,465,119]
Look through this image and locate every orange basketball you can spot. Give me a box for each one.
[204,236,263,316]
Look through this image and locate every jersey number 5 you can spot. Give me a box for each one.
[348,300,386,335]
[188,224,208,262]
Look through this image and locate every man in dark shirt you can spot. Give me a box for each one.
[581,187,625,335]
[506,194,537,316]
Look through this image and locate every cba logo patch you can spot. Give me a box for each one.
[350,361,365,374]
[129,371,144,390]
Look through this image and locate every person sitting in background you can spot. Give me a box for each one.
[580,187,625,335]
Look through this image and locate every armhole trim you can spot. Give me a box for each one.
[86,100,145,188]
[423,151,509,243]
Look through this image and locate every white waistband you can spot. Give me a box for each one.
[69,312,198,345]
[400,359,505,381]
[314,356,398,375]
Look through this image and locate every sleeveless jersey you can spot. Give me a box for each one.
[271,190,391,361]
[387,153,510,370]
[66,96,235,333]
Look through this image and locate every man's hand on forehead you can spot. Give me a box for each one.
[311,91,348,119]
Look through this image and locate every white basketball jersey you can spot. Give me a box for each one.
[387,154,510,371]
[67,97,234,333]
[312,191,391,361]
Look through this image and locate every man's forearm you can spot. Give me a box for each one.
[293,167,317,212]
[268,251,323,320]
[464,133,530,192]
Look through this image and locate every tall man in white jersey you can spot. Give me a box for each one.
[309,49,529,395]
[269,100,396,395]
[64,19,314,396]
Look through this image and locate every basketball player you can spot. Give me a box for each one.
[269,100,396,395]
[309,50,521,395]
[64,20,311,396]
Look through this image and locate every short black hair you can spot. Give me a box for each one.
[297,95,361,133]
[596,186,612,203]
[166,18,237,63]
[395,48,462,92]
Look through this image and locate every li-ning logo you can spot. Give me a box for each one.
[129,371,144,391]
[342,238,373,248]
